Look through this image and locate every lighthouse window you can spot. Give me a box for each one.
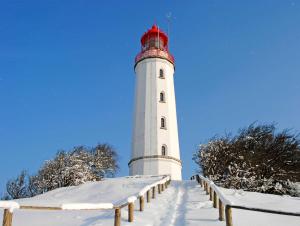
[162,145,167,156]
[159,69,164,78]
[160,92,165,102]
[161,117,166,129]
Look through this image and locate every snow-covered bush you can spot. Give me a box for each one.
[2,171,31,200]
[193,123,300,196]
[2,143,118,199]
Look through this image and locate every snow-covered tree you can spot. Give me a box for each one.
[3,143,118,198]
[193,123,300,196]
[3,170,30,199]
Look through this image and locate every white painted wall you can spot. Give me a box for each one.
[130,57,182,180]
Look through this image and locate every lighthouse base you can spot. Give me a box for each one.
[129,157,182,180]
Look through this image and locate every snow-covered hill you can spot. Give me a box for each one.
[1,176,299,226]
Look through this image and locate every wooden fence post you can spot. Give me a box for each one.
[152,186,156,199]
[219,199,225,221]
[206,183,209,195]
[2,209,13,226]
[114,208,121,226]
[197,175,201,184]
[209,187,213,200]
[128,203,134,222]
[213,191,218,208]
[165,181,168,189]
[139,196,144,211]
[161,183,165,192]
[158,184,161,194]
[225,205,233,226]
[146,190,150,203]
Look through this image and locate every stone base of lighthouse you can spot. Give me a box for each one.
[129,157,182,180]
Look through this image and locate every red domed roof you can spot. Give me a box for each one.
[141,24,168,46]
[135,24,174,67]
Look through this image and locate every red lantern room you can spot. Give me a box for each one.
[135,25,175,67]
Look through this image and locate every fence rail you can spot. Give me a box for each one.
[1,176,171,226]
[191,175,300,226]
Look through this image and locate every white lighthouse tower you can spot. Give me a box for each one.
[129,25,182,180]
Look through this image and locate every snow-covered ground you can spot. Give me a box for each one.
[0,177,299,226]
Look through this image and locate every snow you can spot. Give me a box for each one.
[0,176,299,226]
[61,203,113,210]
[15,175,163,207]
[198,175,300,213]
[220,187,300,214]
[127,196,137,203]
[138,185,151,196]
[0,201,20,213]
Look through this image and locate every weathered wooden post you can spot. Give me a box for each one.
[206,183,209,195]
[225,205,233,226]
[2,209,13,226]
[161,183,165,192]
[218,199,225,221]
[146,190,150,203]
[165,181,168,189]
[158,184,161,194]
[139,196,144,211]
[209,187,213,200]
[128,203,134,222]
[152,186,156,199]
[114,208,121,226]
[213,191,218,208]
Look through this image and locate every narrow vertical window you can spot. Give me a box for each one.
[159,69,164,78]
[162,145,167,156]
[160,92,165,102]
[161,117,166,129]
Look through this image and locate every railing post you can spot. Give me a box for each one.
[209,187,213,200]
[2,209,13,226]
[213,191,218,208]
[128,203,134,222]
[225,205,233,226]
[165,181,168,189]
[152,186,156,199]
[146,190,150,203]
[161,183,165,192]
[219,199,225,221]
[206,183,209,195]
[158,184,161,194]
[114,208,121,226]
[139,196,144,211]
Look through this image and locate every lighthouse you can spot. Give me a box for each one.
[129,25,182,180]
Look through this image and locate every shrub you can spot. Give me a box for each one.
[193,123,300,196]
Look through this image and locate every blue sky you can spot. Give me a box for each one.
[0,0,300,195]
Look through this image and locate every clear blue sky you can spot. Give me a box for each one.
[1,0,300,195]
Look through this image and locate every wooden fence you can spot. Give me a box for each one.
[191,175,300,226]
[1,176,171,226]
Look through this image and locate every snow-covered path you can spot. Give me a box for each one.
[1,178,299,226]
[155,180,223,226]
[129,180,299,226]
